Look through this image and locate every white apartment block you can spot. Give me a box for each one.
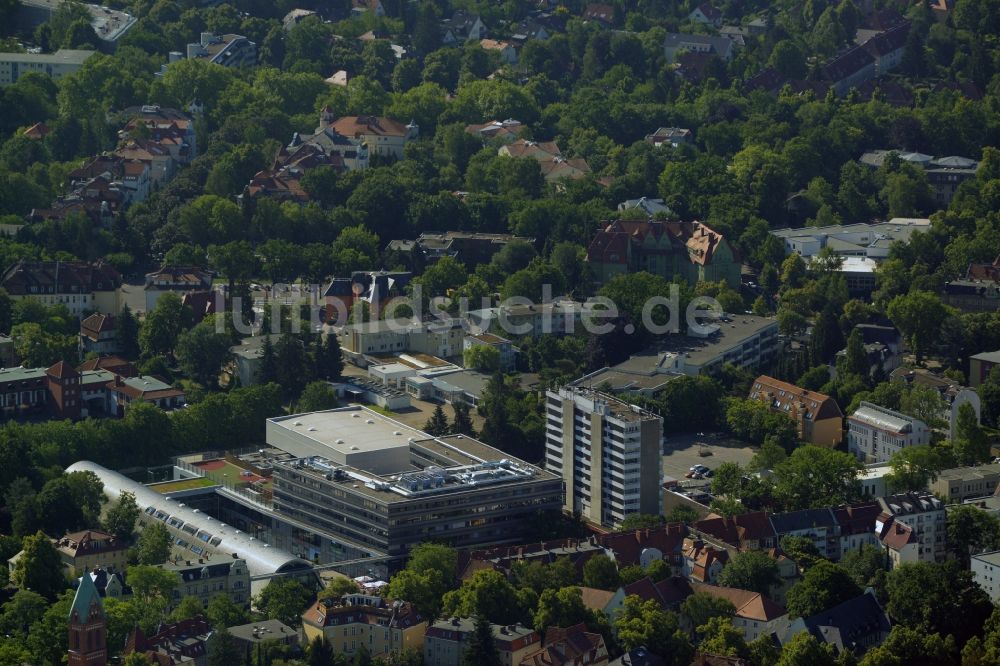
[544,386,663,528]
[0,49,95,86]
[848,401,930,463]
[877,492,946,564]
[972,551,1000,603]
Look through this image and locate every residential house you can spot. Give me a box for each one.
[301,594,426,658]
[822,45,876,96]
[971,351,1000,387]
[680,538,728,584]
[465,118,523,143]
[1,260,122,317]
[748,376,843,447]
[644,127,693,148]
[441,11,486,45]
[509,19,549,45]
[606,576,695,616]
[971,551,1000,604]
[943,256,1000,312]
[688,582,786,642]
[688,3,722,26]
[23,122,51,139]
[833,324,903,377]
[325,114,418,160]
[498,139,592,183]
[617,197,671,217]
[79,313,118,356]
[124,618,213,666]
[479,39,518,64]
[160,556,250,608]
[424,618,539,666]
[106,374,186,416]
[56,529,129,576]
[387,231,534,266]
[772,590,890,657]
[769,508,839,559]
[144,266,214,312]
[833,502,883,558]
[186,32,256,68]
[520,624,608,666]
[230,334,284,386]
[876,514,920,567]
[663,33,734,62]
[74,567,130,601]
[877,492,946,563]
[848,402,930,463]
[464,333,517,371]
[352,0,385,17]
[120,105,198,164]
[690,512,777,552]
[890,366,981,440]
[228,619,300,660]
[587,219,740,288]
[861,21,909,76]
[323,270,412,324]
[583,3,615,26]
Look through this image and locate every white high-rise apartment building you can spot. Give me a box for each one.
[544,386,663,528]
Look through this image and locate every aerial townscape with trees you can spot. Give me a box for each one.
[0,0,998,663]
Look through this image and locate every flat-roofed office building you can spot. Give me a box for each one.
[267,408,562,563]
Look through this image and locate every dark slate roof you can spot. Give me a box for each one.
[769,507,837,534]
[863,21,910,57]
[801,591,891,654]
[822,45,875,82]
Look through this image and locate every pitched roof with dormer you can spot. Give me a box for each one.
[690,581,786,622]
[749,376,843,422]
[329,115,410,138]
[520,623,607,666]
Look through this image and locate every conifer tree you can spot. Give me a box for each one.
[462,613,502,666]
[425,404,449,436]
[452,401,476,436]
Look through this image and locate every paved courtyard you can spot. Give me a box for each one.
[662,432,757,486]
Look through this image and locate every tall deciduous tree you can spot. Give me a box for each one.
[103,490,140,542]
[135,521,172,565]
[11,532,65,600]
[717,551,781,596]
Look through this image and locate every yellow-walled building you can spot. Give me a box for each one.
[302,594,426,658]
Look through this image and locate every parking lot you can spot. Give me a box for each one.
[662,432,757,487]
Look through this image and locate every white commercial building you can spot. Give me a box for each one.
[848,401,930,464]
[544,386,663,528]
[770,218,930,261]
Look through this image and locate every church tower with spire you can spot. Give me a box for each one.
[67,571,107,666]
